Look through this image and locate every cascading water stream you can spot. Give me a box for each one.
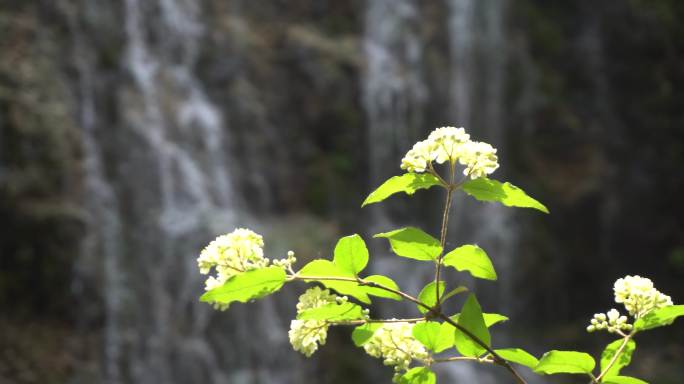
[363,0,517,382]
[363,0,429,297]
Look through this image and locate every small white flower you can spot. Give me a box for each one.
[363,321,428,381]
[288,287,341,357]
[400,139,437,173]
[587,308,632,334]
[289,320,328,357]
[427,126,470,164]
[459,141,499,179]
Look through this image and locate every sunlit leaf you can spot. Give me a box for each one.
[462,178,549,213]
[362,173,442,207]
[200,266,286,306]
[603,375,648,384]
[634,305,684,331]
[449,312,509,328]
[362,274,402,301]
[298,260,370,304]
[333,234,369,275]
[600,339,636,377]
[374,227,442,261]
[443,244,497,280]
[297,302,365,322]
[398,367,436,384]
[453,294,491,357]
[412,321,453,353]
[417,281,444,314]
[534,350,595,375]
[495,348,539,369]
[352,323,382,347]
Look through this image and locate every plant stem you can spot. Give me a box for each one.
[434,162,456,307]
[594,333,634,382]
[327,318,425,326]
[433,356,494,364]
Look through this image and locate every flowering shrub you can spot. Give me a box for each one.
[197,127,682,384]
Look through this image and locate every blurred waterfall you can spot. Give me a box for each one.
[447,0,517,319]
[362,0,429,297]
[363,0,514,382]
[71,0,296,382]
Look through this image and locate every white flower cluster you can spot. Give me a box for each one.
[400,126,499,179]
[587,275,674,334]
[587,308,632,333]
[614,275,673,318]
[363,322,428,382]
[289,287,342,357]
[197,228,269,309]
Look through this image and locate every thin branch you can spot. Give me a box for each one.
[434,160,456,307]
[433,356,494,364]
[595,333,634,382]
[327,318,425,326]
[288,273,528,384]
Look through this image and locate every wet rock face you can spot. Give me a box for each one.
[0,2,84,319]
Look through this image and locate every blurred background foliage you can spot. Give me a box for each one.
[0,0,682,383]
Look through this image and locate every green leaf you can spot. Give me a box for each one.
[534,350,595,375]
[634,305,684,331]
[603,376,648,384]
[200,266,286,306]
[297,302,365,322]
[442,244,497,281]
[362,173,442,207]
[398,367,436,384]
[412,321,453,353]
[351,323,382,347]
[453,294,491,357]
[362,275,402,301]
[495,348,539,369]
[374,227,442,261]
[333,234,369,275]
[600,339,636,377]
[417,281,445,314]
[449,312,509,328]
[442,286,469,302]
[298,260,370,304]
[462,178,549,213]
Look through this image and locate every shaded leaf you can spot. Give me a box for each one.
[442,286,469,302]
